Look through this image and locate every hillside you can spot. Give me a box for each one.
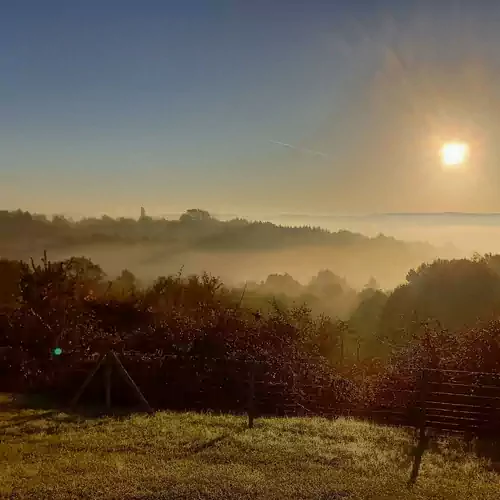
[1,396,499,499]
[0,209,447,288]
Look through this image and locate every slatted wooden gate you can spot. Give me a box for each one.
[409,368,500,484]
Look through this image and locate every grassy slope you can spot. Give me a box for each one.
[1,396,499,499]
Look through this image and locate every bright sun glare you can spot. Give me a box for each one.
[440,142,469,168]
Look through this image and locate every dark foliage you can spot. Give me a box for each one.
[3,251,500,418]
[0,255,358,413]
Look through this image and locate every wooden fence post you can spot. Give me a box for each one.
[409,368,429,486]
[70,352,108,410]
[247,362,256,429]
[104,358,112,411]
[111,351,154,414]
[70,350,153,414]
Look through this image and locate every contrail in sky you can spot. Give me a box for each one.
[269,140,328,158]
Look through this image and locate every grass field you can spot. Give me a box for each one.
[1,395,500,499]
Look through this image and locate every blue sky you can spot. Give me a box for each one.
[2,1,500,217]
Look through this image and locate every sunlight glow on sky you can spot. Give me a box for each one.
[2,1,500,217]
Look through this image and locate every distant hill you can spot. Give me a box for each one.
[270,212,500,226]
[0,208,449,288]
[0,208,437,253]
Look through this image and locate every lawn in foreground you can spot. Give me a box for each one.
[1,396,499,499]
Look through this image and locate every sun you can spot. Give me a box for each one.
[440,142,469,168]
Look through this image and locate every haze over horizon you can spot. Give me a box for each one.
[6,205,500,256]
[4,1,500,216]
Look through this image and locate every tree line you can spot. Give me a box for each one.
[0,207,436,255]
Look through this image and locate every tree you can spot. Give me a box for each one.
[306,270,358,319]
[109,269,139,297]
[307,270,347,297]
[379,258,500,345]
[179,209,213,223]
[350,290,388,358]
[52,214,70,227]
[63,257,106,283]
[262,273,302,296]
[364,277,380,291]
[62,257,106,298]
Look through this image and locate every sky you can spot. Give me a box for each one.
[2,0,500,218]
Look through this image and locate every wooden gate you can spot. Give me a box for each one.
[409,368,500,484]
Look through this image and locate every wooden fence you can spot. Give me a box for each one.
[65,354,500,484]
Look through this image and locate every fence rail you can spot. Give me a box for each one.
[6,348,500,485]
[58,354,500,432]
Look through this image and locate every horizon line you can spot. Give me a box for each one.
[5,208,500,220]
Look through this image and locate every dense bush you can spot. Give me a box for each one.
[0,256,359,412]
[3,252,500,416]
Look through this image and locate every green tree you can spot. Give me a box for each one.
[380,258,500,345]
[350,290,388,358]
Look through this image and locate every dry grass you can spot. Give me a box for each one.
[1,394,499,499]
